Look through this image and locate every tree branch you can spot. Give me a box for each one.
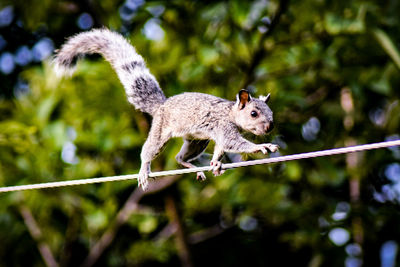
[165,193,194,267]
[154,220,234,245]
[188,223,233,244]
[19,206,59,267]
[81,176,181,267]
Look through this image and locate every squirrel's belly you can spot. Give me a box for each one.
[185,132,211,140]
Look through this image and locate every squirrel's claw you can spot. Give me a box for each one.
[210,160,225,176]
[196,172,207,181]
[266,143,279,153]
[259,143,279,154]
[138,170,149,191]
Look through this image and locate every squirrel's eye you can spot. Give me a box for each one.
[250,111,258,118]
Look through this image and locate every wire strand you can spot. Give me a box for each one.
[1,140,399,193]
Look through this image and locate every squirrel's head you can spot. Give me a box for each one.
[233,89,274,136]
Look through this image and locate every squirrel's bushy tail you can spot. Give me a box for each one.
[53,28,166,115]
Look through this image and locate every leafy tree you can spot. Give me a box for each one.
[0,0,399,266]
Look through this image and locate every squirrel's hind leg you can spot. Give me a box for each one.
[176,139,210,181]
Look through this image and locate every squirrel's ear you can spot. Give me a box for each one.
[259,93,271,104]
[236,89,252,110]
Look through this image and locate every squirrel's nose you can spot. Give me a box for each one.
[266,122,274,133]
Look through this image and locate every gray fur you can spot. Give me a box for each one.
[54,29,278,190]
[53,28,166,115]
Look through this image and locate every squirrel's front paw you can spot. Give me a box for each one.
[210,160,225,176]
[138,170,149,191]
[196,172,207,181]
[258,143,279,154]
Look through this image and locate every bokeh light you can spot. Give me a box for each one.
[77,13,94,30]
[239,215,258,232]
[0,6,13,28]
[380,241,398,267]
[0,52,15,74]
[332,202,350,221]
[345,243,362,257]
[119,0,145,21]
[329,228,350,246]
[61,141,79,165]
[385,163,400,183]
[301,117,320,142]
[32,37,54,62]
[142,19,165,41]
[14,46,32,66]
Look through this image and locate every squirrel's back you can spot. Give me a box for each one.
[53,28,166,115]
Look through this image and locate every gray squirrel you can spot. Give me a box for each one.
[53,28,279,190]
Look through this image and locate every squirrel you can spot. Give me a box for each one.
[53,28,279,190]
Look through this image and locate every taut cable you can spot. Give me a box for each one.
[0,140,399,193]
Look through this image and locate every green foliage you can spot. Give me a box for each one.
[125,239,175,264]
[0,0,400,266]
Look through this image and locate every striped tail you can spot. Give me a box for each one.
[53,28,166,115]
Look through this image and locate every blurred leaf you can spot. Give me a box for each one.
[125,240,174,264]
[324,5,366,34]
[85,209,108,233]
[128,214,159,235]
[286,161,302,181]
[373,28,400,70]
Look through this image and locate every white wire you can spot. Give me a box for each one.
[0,139,399,193]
